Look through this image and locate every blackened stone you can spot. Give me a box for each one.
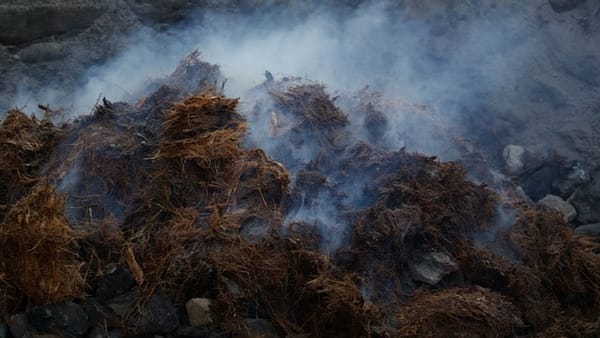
[81,298,122,329]
[521,166,554,201]
[175,326,214,337]
[27,302,89,337]
[570,177,600,224]
[552,161,590,198]
[574,223,600,236]
[0,319,6,338]
[96,264,136,300]
[129,294,179,334]
[7,314,31,338]
[106,290,136,317]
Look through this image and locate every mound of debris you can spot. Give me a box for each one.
[1,52,599,337]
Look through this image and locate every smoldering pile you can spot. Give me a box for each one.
[1,52,599,338]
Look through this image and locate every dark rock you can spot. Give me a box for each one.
[96,264,136,300]
[81,298,122,329]
[129,293,179,334]
[8,314,31,338]
[27,302,89,338]
[552,161,590,198]
[574,223,600,236]
[242,319,278,338]
[521,166,554,202]
[106,290,136,318]
[520,160,589,201]
[523,144,556,169]
[0,319,6,338]
[175,326,214,337]
[548,0,586,13]
[569,177,600,224]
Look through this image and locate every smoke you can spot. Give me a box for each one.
[9,1,542,251]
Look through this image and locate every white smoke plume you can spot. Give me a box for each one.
[9,1,546,250]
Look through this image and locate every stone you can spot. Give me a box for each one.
[128,293,179,334]
[0,319,6,338]
[538,194,577,222]
[242,319,278,338]
[569,178,600,224]
[574,223,600,236]
[548,0,586,13]
[26,302,89,337]
[81,298,122,330]
[8,314,31,338]
[524,144,555,164]
[185,298,213,327]
[96,264,136,300]
[552,161,590,198]
[502,145,525,174]
[409,251,458,285]
[106,290,136,317]
[176,326,214,337]
[521,166,554,202]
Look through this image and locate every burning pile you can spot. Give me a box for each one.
[1,52,599,337]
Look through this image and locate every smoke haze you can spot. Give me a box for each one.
[11,0,588,250]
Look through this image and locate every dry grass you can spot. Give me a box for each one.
[0,184,84,309]
[396,287,522,337]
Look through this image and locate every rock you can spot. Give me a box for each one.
[242,319,278,338]
[409,251,458,285]
[128,293,179,334]
[503,145,526,174]
[96,264,136,300]
[176,326,213,337]
[521,166,554,202]
[574,223,600,236]
[106,290,136,317]
[538,194,577,222]
[548,0,586,13]
[185,298,213,327]
[81,298,122,330]
[86,327,124,338]
[8,314,32,338]
[26,302,89,338]
[0,318,8,338]
[523,144,555,168]
[552,161,590,198]
[569,177,600,224]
